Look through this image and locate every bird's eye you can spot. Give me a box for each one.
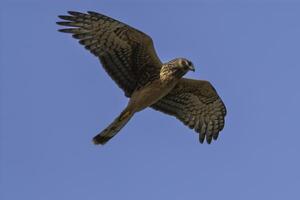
[179,59,192,68]
[185,60,193,67]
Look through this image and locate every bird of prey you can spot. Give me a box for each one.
[57,11,226,145]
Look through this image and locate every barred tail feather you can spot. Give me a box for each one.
[93,109,134,145]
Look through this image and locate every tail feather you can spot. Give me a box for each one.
[93,109,134,145]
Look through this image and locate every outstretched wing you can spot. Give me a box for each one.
[57,11,162,97]
[151,78,226,144]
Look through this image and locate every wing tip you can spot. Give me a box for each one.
[87,11,98,15]
[56,28,74,33]
[56,21,69,26]
[68,11,84,16]
[213,132,219,140]
[206,136,212,144]
[199,133,205,144]
[199,131,220,144]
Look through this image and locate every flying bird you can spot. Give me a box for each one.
[57,11,226,145]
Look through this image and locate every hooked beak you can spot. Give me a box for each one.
[188,65,195,72]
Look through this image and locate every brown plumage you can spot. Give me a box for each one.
[57,11,226,145]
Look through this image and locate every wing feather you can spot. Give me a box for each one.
[57,11,162,97]
[151,78,226,144]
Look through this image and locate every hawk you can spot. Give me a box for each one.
[57,11,226,145]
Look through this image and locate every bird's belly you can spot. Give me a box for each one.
[128,80,177,112]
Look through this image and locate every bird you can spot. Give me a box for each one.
[57,11,226,145]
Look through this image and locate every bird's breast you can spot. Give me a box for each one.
[127,78,179,112]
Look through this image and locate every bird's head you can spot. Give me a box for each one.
[164,58,195,78]
[177,58,195,72]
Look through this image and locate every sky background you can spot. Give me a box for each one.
[1,0,300,199]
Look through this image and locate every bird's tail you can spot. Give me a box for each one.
[93,108,134,145]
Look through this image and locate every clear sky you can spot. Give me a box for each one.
[1,0,300,199]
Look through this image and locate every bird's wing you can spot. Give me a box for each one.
[57,11,162,97]
[151,78,227,144]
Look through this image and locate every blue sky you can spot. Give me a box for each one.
[1,0,300,199]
